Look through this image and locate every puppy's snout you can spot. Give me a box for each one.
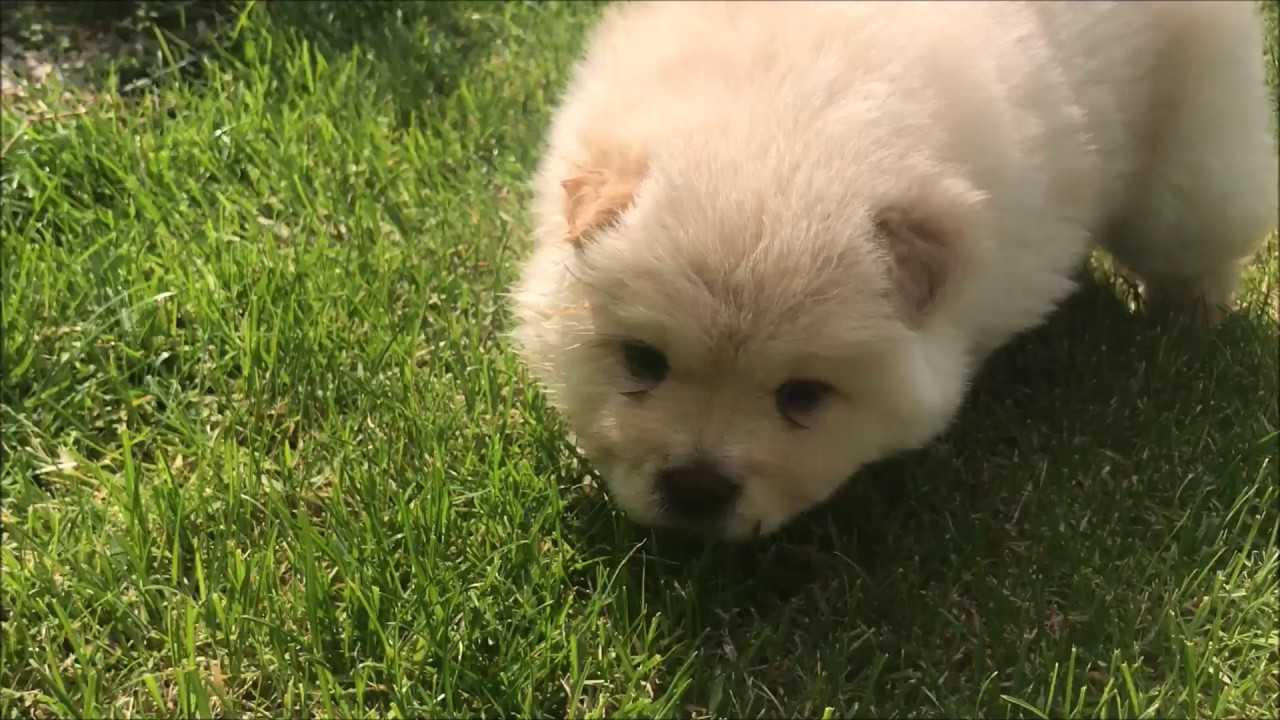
[657,461,740,519]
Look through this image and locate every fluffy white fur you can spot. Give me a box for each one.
[511,1,1278,539]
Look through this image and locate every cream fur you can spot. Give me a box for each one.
[510,1,1279,539]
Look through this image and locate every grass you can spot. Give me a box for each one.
[2,1,1277,717]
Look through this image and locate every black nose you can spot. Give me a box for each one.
[657,462,741,519]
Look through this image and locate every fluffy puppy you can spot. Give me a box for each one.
[510,1,1278,539]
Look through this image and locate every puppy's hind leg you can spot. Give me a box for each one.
[1101,3,1278,326]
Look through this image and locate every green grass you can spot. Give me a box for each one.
[2,1,1277,717]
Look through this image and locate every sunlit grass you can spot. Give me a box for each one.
[2,2,1276,716]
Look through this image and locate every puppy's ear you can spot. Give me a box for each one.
[875,185,981,324]
[561,157,646,247]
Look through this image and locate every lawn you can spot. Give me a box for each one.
[1,1,1277,717]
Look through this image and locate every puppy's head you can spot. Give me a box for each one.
[513,139,982,539]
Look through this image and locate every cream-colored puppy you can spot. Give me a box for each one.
[511,1,1278,539]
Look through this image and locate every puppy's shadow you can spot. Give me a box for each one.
[557,263,1278,709]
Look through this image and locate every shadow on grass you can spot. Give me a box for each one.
[259,1,508,127]
[0,0,231,43]
[0,0,243,90]
[2,0,509,126]
[554,264,1278,708]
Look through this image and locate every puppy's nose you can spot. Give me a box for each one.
[657,461,741,520]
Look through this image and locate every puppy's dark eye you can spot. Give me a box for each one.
[621,340,668,391]
[775,379,835,428]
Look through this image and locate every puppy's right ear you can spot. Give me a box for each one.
[561,157,647,247]
[875,208,955,323]
[875,180,985,325]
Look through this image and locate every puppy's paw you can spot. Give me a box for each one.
[1140,270,1240,328]
[1183,295,1228,328]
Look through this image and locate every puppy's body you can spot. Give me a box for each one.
[512,1,1278,538]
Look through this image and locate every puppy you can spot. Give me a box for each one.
[510,1,1278,539]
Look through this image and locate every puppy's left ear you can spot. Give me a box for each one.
[561,156,647,247]
[875,181,985,324]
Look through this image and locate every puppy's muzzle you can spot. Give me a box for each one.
[657,461,740,521]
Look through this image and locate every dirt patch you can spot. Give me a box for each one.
[1,1,236,103]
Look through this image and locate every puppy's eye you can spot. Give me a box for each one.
[775,379,835,428]
[620,340,669,391]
